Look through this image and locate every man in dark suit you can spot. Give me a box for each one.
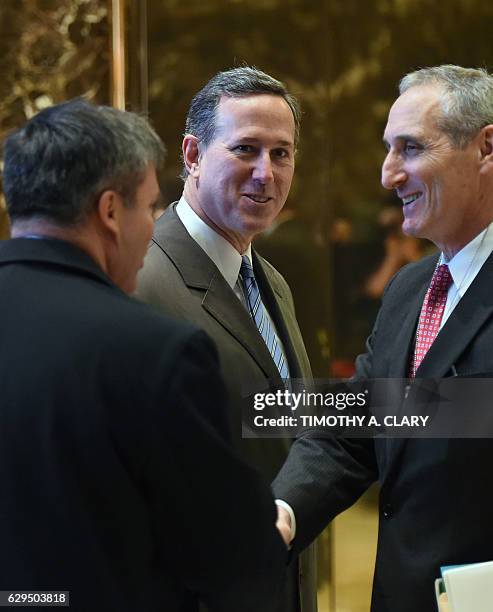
[0,99,287,612]
[136,67,316,612]
[274,64,493,612]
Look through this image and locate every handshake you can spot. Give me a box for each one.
[276,504,294,547]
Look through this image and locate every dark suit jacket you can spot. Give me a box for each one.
[273,252,493,612]
[0,237,286,612]
[136,204,316,612]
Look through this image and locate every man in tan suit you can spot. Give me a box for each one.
[136,66,316,612]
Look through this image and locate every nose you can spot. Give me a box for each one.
[252,152,274,184]
[381,151,407,190]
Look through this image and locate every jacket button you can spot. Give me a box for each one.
[382,504,393,519]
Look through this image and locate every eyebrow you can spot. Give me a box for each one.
[235,136,294,147]
[275,140,295,147]
[382,133,422,147]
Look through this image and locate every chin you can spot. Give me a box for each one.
[402,218,423,238]
[118,277,136,295]
[241,225,269,241]
[243,214,274,232]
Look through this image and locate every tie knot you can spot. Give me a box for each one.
[430,263,452,292]
[240,255,255,280]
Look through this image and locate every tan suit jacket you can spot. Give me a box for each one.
[136,204,317,612]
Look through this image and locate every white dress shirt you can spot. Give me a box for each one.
[278,221,493,543]
[175,197,290,375]
[440,221,493,328]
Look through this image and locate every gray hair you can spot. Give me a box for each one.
[181,66,301,179]
[3,98,165,225]
[399,64,493,148]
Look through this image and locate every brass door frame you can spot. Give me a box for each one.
[110,0,148,113]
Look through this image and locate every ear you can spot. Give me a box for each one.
[96,189,124,241]
[479,125,493,163]
[182,134,201,178]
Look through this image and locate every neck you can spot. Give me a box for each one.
[438,220,492,261]
[11,218,108,271]
[12,219,73,240]
[182,182,252,254]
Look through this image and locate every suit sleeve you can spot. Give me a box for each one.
[272,433,377,555]
[272,310,383,555]
[143,329,287,611]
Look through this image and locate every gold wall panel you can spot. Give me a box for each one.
[0,0,111,239]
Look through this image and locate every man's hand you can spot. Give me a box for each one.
[276,504,293,547]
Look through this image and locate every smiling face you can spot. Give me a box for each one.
[381,84,486,258]
[183,94,296,253]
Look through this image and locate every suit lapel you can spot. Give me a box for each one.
[387,283,427,378]
[385,256,438,378]
[201,268,282,382]
[388,252,493,476]
[417,251,493,377]
[253,251,311,380]
[152,205,281,383]
[384,256,438,471]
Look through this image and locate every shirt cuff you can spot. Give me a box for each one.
[275,499,297,542]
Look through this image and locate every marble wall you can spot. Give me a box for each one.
[0,0,110,239]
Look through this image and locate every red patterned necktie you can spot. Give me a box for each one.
[410,264,453,378]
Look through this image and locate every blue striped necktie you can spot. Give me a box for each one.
[239,255,289,380]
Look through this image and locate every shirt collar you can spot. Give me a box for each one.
[440,220,493,297]
[175,196,252,289]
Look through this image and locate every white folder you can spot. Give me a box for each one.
[442,560,493,612]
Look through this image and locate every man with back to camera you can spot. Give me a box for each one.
[274,64,493,612]
[135,66,316,612]
[0,98,287,612]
